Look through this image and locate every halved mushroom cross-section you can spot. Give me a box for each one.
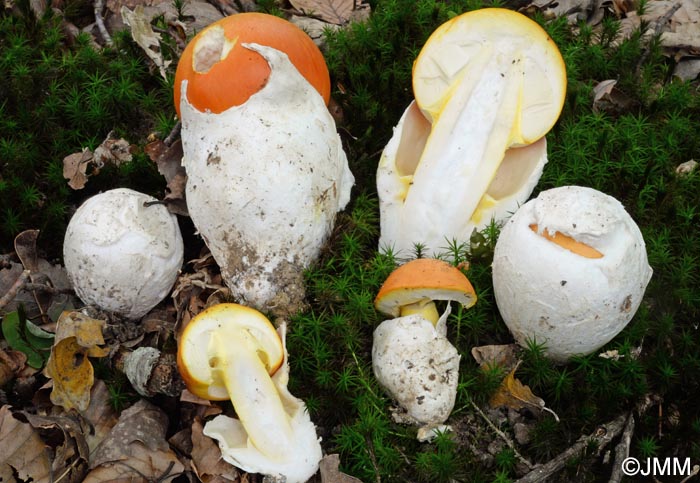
[377,8,566,256]
[177,303,322,483]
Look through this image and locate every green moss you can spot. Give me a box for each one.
[0,6,174,255]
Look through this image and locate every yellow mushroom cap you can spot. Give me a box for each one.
[374,258,477,318]
[412,7,567,142]
[177,303,284,400]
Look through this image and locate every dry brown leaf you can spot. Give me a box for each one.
[471,344,518,371]
[62,135,135,190]
[84,399,185,482]
[24,412,90,481]
[45,312,109,411]
[191,418,238,482]
[145,139,189,216]
[489,362,559,421]
[145,139,182,183]
[619,0,700,51]
[0,349,28,386]
[320,454,363,483]
[93,136,134,167]
[289,0,366,25]
[592,79,636,114]
[121,5,172,79]
[0,405,52,482]
[63,149,94,190]
[82,380,120,455]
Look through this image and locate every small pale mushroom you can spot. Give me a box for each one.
[492,186,653,362]
[372,259,476,432]
[63,188,184,320]
[377,8,566,257]
[177,303,322,483]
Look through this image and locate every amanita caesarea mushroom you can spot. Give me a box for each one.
[63,188,184,319]
[177,303,322,482]
[179,41,354,316]
[372,259,476,431]
[492,186,653,362]
[377,8,566,257]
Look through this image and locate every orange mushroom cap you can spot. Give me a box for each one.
[173,12,330,117]
[374,258,477,318]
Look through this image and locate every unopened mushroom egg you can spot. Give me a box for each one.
[63,188,184,319]
[492,186,652,362]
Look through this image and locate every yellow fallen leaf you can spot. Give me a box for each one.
[45,337,95,411]
[489,361,559,421]
[45,312,109,411]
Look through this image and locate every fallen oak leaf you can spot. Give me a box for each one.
[471,344,519,371]
[489,361,560,421]
[82,380,119,455]
[0,349,27,386]
[23,412,90,480]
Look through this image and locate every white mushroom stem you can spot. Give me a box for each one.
[399,300,439,325]
[203,323,323,483]
[210,331,293,460]
[402,51,525,245]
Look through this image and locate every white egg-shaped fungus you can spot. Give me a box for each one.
[492,186,652,362]
[63,188,184,319]
[179,43,353,316]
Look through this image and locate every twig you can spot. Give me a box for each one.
[164,121,181,146]
[680,465,700,483]
[513,414,628,483]
[609,412,635,483]
[0,269,30,312]
[634,2,681,75]
[469,398,534,470]
[364,435,382,483]
[94,0,113,47]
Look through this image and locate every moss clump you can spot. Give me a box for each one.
[0,3,174,255]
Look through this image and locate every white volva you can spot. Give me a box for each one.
[63,188,184,319]
[372,307,460,427]
[180,43,354,315]
[492,186,653,362]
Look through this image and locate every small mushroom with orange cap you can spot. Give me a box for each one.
[177,303,322,483]
[372,259,477,434]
